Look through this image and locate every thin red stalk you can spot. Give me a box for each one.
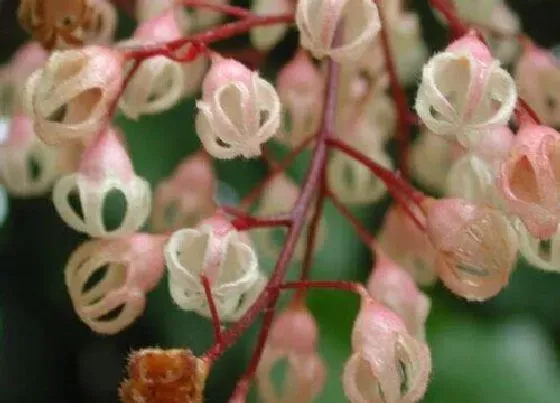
[326,137,425,205]
[326,188,376,247]
[203,27,342,366]
[277,280,367,297]
[121,14,294,61]
[201,275,223,344]
[179,0,254,18]
[376,0,411,178]
[299,189,326,282]
[221,205,293,230]
[107,59,141,117]
[240,134,315,209]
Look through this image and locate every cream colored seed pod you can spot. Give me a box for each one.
[296,0,381,63]
[23,45,124,145]
[165,214,261,320]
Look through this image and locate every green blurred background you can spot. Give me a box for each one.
[1,1,560,402]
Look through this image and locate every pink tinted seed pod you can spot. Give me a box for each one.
[65,233,167,334]
[343,294,431,403]
[23,45,124,145]
[256,303,326,403]
[275,51,323,148]
[0,114,59,196]
[164,213,261,320]
[379,204,438,286]
[151,153,217,231]
[250,0,293,52]
[423,198,518,301]
[119,10,206,119]
[196,55,281,159]
[295,0,381,63]
[499,121,560,239]
[367,251,431,339]
[52,126,152,238]
[515,45,560,127]
[415,32,517,148]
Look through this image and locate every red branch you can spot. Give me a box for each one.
[201,275,223,343]
[221,205,293,230]
[179,0,254,18]
[376,0,411,177]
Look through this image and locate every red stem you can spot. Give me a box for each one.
[221,205,293,230]
[121,13,294,61]
[240,134,315,209]
[203,25,342,368]
[299,188,326,282]
[376,0,411,178]
[277,280,367,298]
[326,188,376,247]
[179,0,254,18]
[326,137,425,205]
[201,275,223,344]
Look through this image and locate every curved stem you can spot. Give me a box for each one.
[179,0,255,18]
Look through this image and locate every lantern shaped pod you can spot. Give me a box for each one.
[328,121,393,204]
[251,174,326,261]
[65,234,167,334]
[164,214,261,320]
[151,153,217,232]
[195,55,281,159]
[0,114,59,196]
[275,50,324,148]
[423,198,519,301]
[256,303,326,403]
[499,121,560,240]
[119,10,206,119]
[24,45,124,145]
[295,0,381,63]
[83,0,117,45]
[343,293,431,403]
[52,126,152,238]
[415,32,517,149]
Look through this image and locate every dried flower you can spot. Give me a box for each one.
[499,120,560,239]
[84,0,117,45]
[18,0,95,49]
[165,214,261,319]
[423,198,518,300]
[415,32,517,148]
[65,234,166,334]
[296,0,381,63]
[343,294,431,403]
[196,55,281,159]
[152,153,216,231]
[0,114,59,196]
[515,219,560,273]
[52,126,151,238]
[119,348,209,403]
[24,45,124,145]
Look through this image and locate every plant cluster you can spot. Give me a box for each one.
[0,0,559,402]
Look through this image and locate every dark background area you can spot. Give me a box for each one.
[1,1,560,402]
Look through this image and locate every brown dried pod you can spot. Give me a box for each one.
[119,348,210,403]
[17,0,95,49]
